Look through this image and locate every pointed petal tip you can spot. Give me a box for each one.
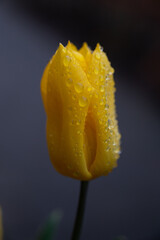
[82,42,88,48]
[95,43,103,52]
[57,43,67,55]
[59,43,63,48]
[66,40,71,47]
[59,43,66,50]
[66,41,78,51]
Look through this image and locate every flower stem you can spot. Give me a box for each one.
[71,181,89,240]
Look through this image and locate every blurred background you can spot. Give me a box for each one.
[0,0,160,239]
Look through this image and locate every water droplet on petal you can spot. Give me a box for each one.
[100,46,103,51]
[72,95,76,100]
[74,82,84,93]
[100,62,105,70]
[99,75,104,82]
[105,104,109,110]
[63,55,70,67]
[95,52,100,59]
[66,78,73,87]
[100,99,104,105]
[106,74,110,81]
[109,67,114,75]
[100,85,105,92]
[106,146,110,152]
[94,68,99,75]
[108,119,111,126]
[79,96,88,107]
[110,130,113,135]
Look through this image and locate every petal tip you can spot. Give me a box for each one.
[95,43,103,52]
[58,43,66,53]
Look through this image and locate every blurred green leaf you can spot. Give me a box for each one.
[36,209,63,240]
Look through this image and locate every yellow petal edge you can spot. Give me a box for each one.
[41,42,121,180]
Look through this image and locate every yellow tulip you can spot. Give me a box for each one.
[41,42,121,180]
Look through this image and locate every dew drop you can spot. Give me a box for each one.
[79,96,88,107]
[99,75,104,82]
[109,67,114,75]
[94,68,99,75]
[106,146,110,152]
[105,103,109,110]
[63,55,70,67]
[108,119,111,126]
[100,62,105,70]
[106,75,110,81]
[110,130,113,135]
[100,85,105,92]
[70,120,74,126]
[72,94,76,100]
[105,126,108,132]
[100,46,103,51]
[100,99,104,105]
[66,78,73,87]
[95,52,100,59]
[118,150,122,154]
[74,82,84,93]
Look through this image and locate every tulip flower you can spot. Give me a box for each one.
[41,42,121,181]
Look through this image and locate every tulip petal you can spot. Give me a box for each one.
[66,41,78,51]
[66,42,86,72]
[79,43,92,68]
[45,44,96,180]
[85,44,121,178]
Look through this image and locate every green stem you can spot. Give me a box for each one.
[71,181,89,240]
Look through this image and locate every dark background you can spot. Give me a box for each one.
[0,0,160,239]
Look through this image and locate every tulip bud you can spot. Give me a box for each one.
[41,42,121,180]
